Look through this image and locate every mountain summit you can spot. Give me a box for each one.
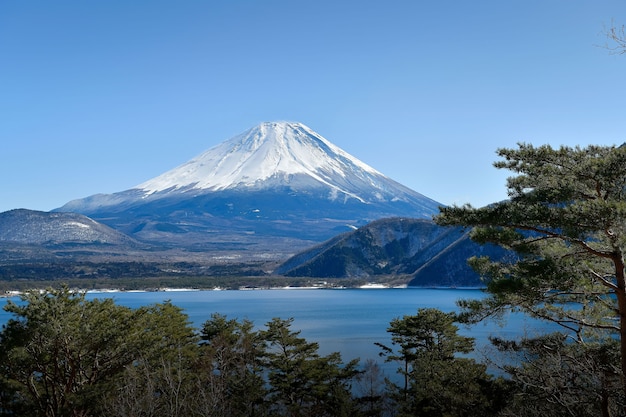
[137,122,384,199]
[57,122,441,257]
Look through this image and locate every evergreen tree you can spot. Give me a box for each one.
[195,313,266,416]
[377,308,502,417]
[0,288,200,417]
[261,317,359,417]
[436,143,626,414]
[100,301,199,417]
[0,287,148,416]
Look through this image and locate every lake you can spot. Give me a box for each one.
[0,287,548,370]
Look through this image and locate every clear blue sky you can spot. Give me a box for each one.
[1,1,625,213]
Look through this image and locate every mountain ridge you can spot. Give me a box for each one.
[55,122,442,255]
[0,209,139,246]
[137,121,384,197]
[0,123,491,286]
[275,217,453,278]
[275,217,508,287]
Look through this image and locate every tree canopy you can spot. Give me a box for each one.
[436,143,626,415]
[0,287,197,417]
[377,308,505,417]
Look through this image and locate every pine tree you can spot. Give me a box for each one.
[0,288,200,417]
[377,308,501,417]
[0,287,149,416]
[261,317,359,417]
[436,143,626,414]
[196,313,266,416]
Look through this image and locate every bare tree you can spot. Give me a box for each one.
[604,21,626,54]
[354,359,392,417]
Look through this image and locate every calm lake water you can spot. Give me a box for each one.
[0,288,548,369]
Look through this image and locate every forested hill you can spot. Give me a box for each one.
[275,217,506,287]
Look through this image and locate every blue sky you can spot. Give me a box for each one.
[1,1,625,213]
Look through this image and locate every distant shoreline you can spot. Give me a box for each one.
[2,284,485,298]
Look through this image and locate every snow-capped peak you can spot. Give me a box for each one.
[136,121,385,196]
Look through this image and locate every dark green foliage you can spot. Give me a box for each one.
[196,313,267,416]
[377,308,507,417]
[261,317,360,417]
[436,143,626,414]
[0,287,183,417]
[0,290,518,417]
[437,144,626,330]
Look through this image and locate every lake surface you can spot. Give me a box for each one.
[0,288,548,369]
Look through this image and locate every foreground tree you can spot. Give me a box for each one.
[101,302,199,417]
[492,333,622,417]
[261,317,360,417]
[377,308,505,416]
[353,359,390,417]
[195,313,266,416]
[436,143,626,414]
[0,287,148,417]
[0,288,199,417]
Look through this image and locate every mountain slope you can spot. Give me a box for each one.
[138,122,386,197]
[408,231,509,287]
[56,122,442,256]
[274,218,450,278]
[275,217,508,286]
[0,208,151,269]
[61,122,439,215]
[0,209,137,246]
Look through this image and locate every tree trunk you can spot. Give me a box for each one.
[601,385,610,417]
[613,255,626,416]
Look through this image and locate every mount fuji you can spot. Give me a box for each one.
[57,122,442,258]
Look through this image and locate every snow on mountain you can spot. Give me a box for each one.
[61,121,438,212]
[55,121,442,255]
[136,121,407,203]
[0,209,136,245]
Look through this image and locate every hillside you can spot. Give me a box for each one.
[276,217,508,287]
